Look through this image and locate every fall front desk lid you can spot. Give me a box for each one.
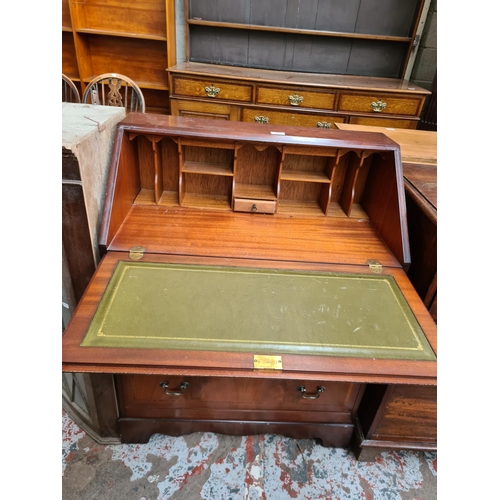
[81,261,436,361]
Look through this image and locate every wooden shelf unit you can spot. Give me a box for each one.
[185,0,425,80]
[62,0,176,114]
[168,1,430,129]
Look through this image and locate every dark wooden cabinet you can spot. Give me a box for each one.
[62,114,437,460]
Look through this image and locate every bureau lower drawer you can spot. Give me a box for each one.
[338,93,423,116]
[242,108,345,128]
[117,374,361,423]
[171,76,253,102]
[256,86,336,110]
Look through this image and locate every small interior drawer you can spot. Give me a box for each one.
[172,76,253,102]
[256,86,336,110]
[338,93,423,116]
[242,107,345,128]
[233,198,276,214]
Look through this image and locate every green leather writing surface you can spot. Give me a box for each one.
[81,262,435,361]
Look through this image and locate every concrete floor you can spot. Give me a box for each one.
[62,409,437,499]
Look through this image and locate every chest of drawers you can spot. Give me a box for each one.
[168,63,431,130]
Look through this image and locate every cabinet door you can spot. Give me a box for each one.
[170,99,241,121]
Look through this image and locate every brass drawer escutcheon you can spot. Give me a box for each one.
[254,355,283,370]
[205,84,220,97]
[316,121,332,128]
[371,99,387,112]
[288,94,304,106]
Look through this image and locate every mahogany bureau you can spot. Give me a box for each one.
[62,114,437,460]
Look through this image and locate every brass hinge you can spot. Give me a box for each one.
[367,259,383,273]
[253,355,283,370]
[129,246,145,260]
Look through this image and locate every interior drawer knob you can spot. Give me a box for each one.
[298,385,325,399]
[159,381,189,396]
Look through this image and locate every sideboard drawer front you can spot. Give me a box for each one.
[256,86,336,110]
[118,374,361,420]
[339,93,422,116]
[348,116,418,129]
[233,198,277,214]
[242,108,345,128]
[172,76,253,102]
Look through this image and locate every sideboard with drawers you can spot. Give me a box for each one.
[168,62,430,129]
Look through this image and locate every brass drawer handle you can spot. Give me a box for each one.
[251,203,258,212]
[288,94,303,106]
[371,99,387,112]
[298,385,325,399]
[254,115,269,123]
[159,381,189,396]
[205,84,220,98]
[316,121,331,129]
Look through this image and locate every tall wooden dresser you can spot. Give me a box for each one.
[62,114,437,460]
[168,0,431,129]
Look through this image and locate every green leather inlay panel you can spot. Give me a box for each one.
[81,262,435,360]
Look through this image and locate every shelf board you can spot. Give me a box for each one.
[158,191,179,206]
[280,171,331,183]
[183,161,233,176]
[181,193,231,210]
[134,189,156,205]
[277,200,325,216]
[187,19,412,43]
[233,183,276,200]
[62,26,73,33]
[75,28,166,42]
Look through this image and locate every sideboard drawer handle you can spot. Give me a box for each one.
[316,121,331,128]
[371,99,387,112]
[159,381,189,396]
[298,385,325,399]
[205,84,220,97]
[254,115,269,123]
[288,93,303,106]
